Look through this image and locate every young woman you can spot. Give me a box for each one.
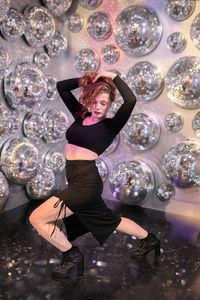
[29,71,160,278]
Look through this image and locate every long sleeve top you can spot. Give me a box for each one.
[56,75,136,155]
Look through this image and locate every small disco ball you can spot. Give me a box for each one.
[33,52,50,69]
[8,111,21,133]
[109,160,155,205]
[192,111,200,136]
[101,45,120,65]
[46,75,57,101]
[123,113,160,151]
[79,0,102,10]
[108,98,123,118]
[74,48,100,74]
[190,13,200,50]
[0,43,10,79]
[95,158,108,182]
[0,0,10,22]
[26,165,55,200]
[167,32,187,54]
[163,141,200,188]
[4,62,47,110]
[164,112,183,132]
[44,150,66,173]
[1,137,39,184]
[87,12,113,41]
[43,0,72,16]
[156,184,175,202]
[23,112,46,142]
[67,13,83,33]
[164,0,196,21]
[0,103,11,136]
[0,172,9,212]
[45,30,68,57]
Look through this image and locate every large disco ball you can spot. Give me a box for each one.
[43,0,72,16]
[0,103,11,136]
[0,172,9,211]
[24,6,55,47]
[4,62,47,110]
[79,0,102,10]
[190,13,200,50]
[123,113,160,151]
[23,112,46,142]
[165,56,200,109]
[45,30,68,57]
[95,158,108,182]
[109,160,155,205]
[0,43,10,79]
[114,5,163,56]
[0,8,26,41]
[74,48,100,74]
[156,183,175,202]
[87,12,112,41]
[1,137,39,184]
[164,0,196,21]
[26,165,55,200]
[126,61,164,101]
[163,141,200,188]
[0,0,10,22]
[43,109,69,143]
[44,150,66,173]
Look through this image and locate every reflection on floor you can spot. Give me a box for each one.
[0,201,200,300]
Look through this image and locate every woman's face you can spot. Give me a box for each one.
[91,92,111,120]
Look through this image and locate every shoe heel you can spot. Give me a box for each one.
[77,259,84,276]
[155,244,160,256]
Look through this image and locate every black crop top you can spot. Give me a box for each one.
[56,75,136,155]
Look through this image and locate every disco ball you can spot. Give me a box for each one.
[1,137,39,184]
[44,150,66,173]
[164,0,196,21]
[167,32,187,53]
[43,109,69,143]
[123,113,160,151]
[163,141,200,187]
[87,12,112,41]
[0,43,10,79]
[114,5,163,56]
[0,8,26,41]
[103,135,120,156]
[95,158,108,182]
[126,61,164,101]
[164,112,183,132]
[24,6,55,47]
[43,0,72,16]
[101,45,120,65]
[109,160,155,205]
[165,56,200,109]
[45,30,68,57]
[79,0,102,10]
[67,13,83,33]
[26,165,55,199]
[192,111,200,136]
[46,75,57,101]
[156,184,175,202]
[0,103,11,136]
[0,0,10,22]
[4,62,47,110]
[0,172,9,211]
[74,48,100,74]
[190,13,200,50]
[33,52,50,69]
[8,111,21,133]
[108,98,123,118]
[23,112,46,141]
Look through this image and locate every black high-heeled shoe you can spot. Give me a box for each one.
[131,233,160,257]
[52,246,84,278]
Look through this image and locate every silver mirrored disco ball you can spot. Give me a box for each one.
[67,13,83,33]
[126,61,164,101]
[33,51,50,69]
[23,112,46,142]
[164,0,196,21]
[109,160,155,205]
[0,172,9,211]
[156,184,175,202]
[165,56,200,109]
[0,8,26,41]
[26,165,55,199]
[24,6,55,47]
[0,103,11,136]
[43,109,69,143]
[0,0,10,22]
[1,137,39,184]
[79,0,102,10]
[4,62,47,110]
[87,12,112,41]
[108,98,123,118]
[44,150,66,173]
[103,135,120,156]
[163,141,200,188]
[95,158,108,182]
[43,0,72,16]
[164,112,183,132]
[0,43,10,79]
[167,32,187,54]
[74,48,100,74]
[45,30,68,57]
[192,111,200,136]
[8,111,21,133]
[190,13,200,50]
[123,113,160,151]
[46,75,57,101]
[114,5,163,56]
[101,45,120,65]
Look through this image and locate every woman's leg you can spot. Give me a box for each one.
[116,217,148,239]
[29,196,73,251]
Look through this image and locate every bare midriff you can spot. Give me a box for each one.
[65,143,98,160]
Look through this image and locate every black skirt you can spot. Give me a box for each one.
[56,159,121,245]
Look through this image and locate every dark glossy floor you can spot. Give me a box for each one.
[0,201,200,300]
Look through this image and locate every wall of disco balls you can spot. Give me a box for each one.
[0,0,200,220]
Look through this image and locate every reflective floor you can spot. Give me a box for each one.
[0,201,200,300]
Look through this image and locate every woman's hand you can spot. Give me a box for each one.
[92,71,117,82]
